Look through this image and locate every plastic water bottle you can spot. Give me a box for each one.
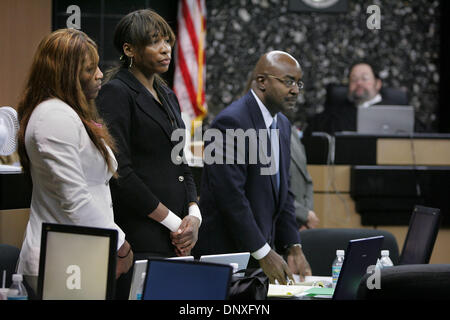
[136,272,146,300]
[7,274,28,300]
[331,250,345,288]
[378,250,394,268]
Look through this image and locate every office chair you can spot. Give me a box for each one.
[324,84,409,109]
[357,264,450,300]
[399,205,441,265]
[301,131,334,165]
[299,228,399,276]
[0,244,20,288]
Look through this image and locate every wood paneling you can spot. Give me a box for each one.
[0,0,52,108]
[377,139,450,165]
[0,208,29,248]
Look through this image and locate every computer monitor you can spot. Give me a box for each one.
[142,259,232,300]
[128,256,194,300]
[357,105,415,135]
[37,223,117,300]
[199,252,250,272]
[399,205,441,265]
[333,236,384,300]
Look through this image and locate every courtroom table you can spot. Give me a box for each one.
[0,171,32,210]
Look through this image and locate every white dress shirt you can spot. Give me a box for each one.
[250,90,279,260]
[357,93,382,109]
[17,98,125,276]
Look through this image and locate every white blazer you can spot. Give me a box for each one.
[17,98,125,276]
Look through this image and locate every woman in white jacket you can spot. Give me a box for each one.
[16,29,133,294]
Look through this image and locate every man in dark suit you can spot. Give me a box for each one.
[310,62,408,134]
[195,51,312,284]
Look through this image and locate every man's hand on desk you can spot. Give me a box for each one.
[170,215,200,256]
[259,249,295,285]
[287,244,312,282]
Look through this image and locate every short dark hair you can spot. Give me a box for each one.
[348,60,380,80]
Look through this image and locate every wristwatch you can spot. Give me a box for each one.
[287,243,302,251]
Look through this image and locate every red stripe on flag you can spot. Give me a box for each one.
[177,46,201,117]
[181,0,199,60]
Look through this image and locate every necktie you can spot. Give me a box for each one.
[270,118,280,192]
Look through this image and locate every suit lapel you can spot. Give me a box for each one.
[277,117,290,210]
[290,131,311,181]
[245,92,280,204]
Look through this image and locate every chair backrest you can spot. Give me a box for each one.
[300,228,399,276]
[325,84,409,109]
[357,264,450,299]
[0,244,20,288]
[399,205,441,265]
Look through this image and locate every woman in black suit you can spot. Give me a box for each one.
[96,9,201,263]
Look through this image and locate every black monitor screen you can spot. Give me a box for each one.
[400,207,440,264]
[142,259,232,300]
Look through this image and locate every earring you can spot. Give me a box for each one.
[129,57,133,69]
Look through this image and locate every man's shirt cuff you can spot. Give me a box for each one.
[251,243,271,260]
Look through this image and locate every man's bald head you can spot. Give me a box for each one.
[253,51,302,77]
[251,51,303,116]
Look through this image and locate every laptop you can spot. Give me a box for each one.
[199,252,250,273]
[37,223,117,300]
[142,259,232,300]
[357,105,415,134]
[399,205,441,265]
[128,256,194,300]
[332,236,384,300]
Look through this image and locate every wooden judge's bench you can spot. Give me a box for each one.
[303,132,450,264]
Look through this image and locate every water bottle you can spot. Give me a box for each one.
[378,250,394,268]
[331,250,345,288]
[136,272,146,300]
[7,274,28,300]
[229,262,244,278]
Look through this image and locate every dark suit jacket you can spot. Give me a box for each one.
[96,68,197,255]
[194,91,301,257]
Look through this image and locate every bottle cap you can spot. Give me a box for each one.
[229,263,239,273]
[0,288,9,300]
[12,274,22,282]
[381,250,389,256]
[336,250,345,256]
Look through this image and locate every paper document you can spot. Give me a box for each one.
[268,275,333,298]
[305,287,335,297]
[293,275,333,287]
[267,284,313,298]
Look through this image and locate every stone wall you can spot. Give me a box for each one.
[204,0,440,130]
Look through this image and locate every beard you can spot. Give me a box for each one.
[348,88,371,104]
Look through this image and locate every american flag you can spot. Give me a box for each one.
[174,0,207,133]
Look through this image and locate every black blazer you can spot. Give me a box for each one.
[194,92,301,257]
[96,68,197,255]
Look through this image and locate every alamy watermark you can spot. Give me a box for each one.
[366,265,382,290]
[66,5,81,29]
[171,126,279,176]
[367,5,381,30]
